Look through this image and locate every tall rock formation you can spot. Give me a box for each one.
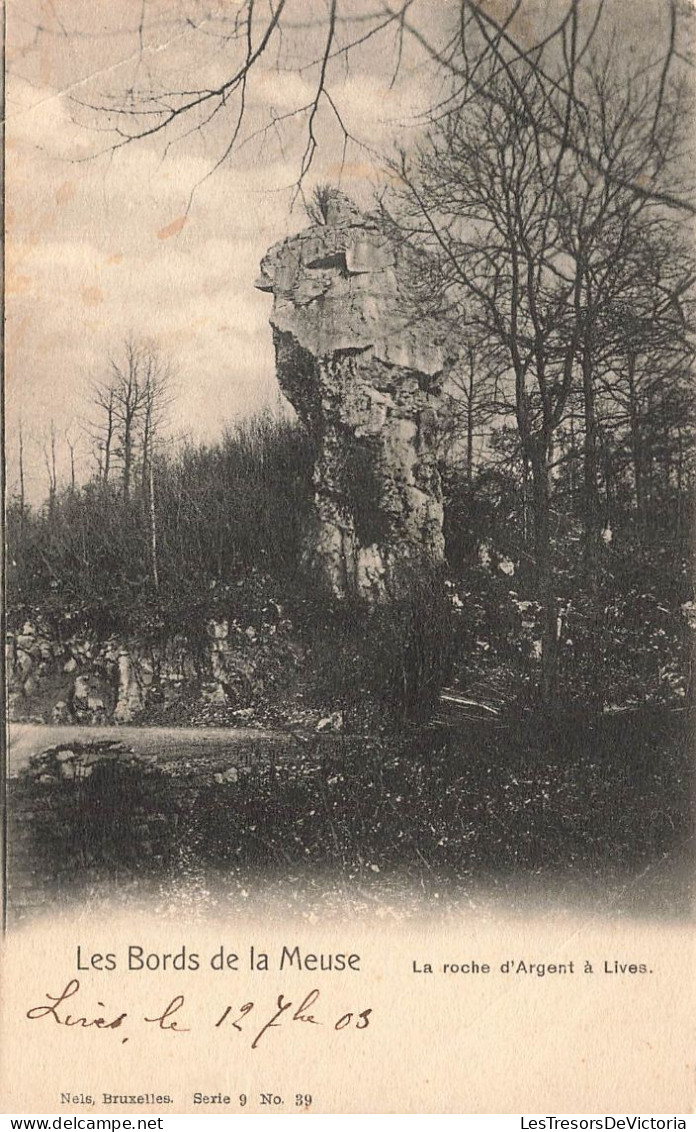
[256,190,450,600]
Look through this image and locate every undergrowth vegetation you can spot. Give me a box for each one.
[11,709,692,912]
[8,409,693,720]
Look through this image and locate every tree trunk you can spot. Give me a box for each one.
[149,457,159,589]
[568,403,576,507]
[522,454,530,548]
[530,445,557,706]
[18,424,25,534]
[676,427,683,542]
[123,414,132,503]
[627,354,644,526]
[581,338,603,711]
[103,395,114,485]
[45,425,57,517]
[582,341,601,585]
[603,438,614,530]
[466,396,474,485]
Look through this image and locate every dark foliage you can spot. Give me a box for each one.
[10,709,692,908]
[10,743,177,878]
[300,568,454,729]
[7,413,315,641]
[7,387,695,718]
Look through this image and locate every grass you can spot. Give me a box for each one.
[8,706,692,921]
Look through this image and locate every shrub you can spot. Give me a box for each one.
[304,567,454,729]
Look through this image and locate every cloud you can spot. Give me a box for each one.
[5,3,424,503]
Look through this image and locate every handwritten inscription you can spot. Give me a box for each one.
[27,981,128,1031]
[26,980,372,1049]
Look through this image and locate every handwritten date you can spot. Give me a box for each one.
[26,981,372,1049]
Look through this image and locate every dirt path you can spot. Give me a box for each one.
[6,722,291,776]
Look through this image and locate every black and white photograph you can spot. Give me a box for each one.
[2,0,695,1114]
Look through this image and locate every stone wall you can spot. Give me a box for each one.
[6,613,299,726]
[5,732,308,923]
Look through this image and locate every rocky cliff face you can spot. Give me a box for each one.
[256,191,450,600]
[5,613,300,727]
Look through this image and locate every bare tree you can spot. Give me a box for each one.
[439,333,505,483]
[595,241,695,530]
[391,21,694,702]
[42,421,58,515]
[139,348,174,589]
[65,430,78,494]
[85,337,175,586]
[546,43,695,583]
[57,0,694,214]
[86,381,116,486]
[17,420,26,530]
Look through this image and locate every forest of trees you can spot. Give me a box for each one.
[7,0,695,724]
[7,289,694,724]
[386,22,696,706]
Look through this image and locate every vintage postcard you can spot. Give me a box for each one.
[2,0,695,1116]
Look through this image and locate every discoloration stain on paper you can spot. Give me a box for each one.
[480,0,535,46]
[326,162,378,181]
[82,286,104,306]
[55,181,76,206]
[157,216,187,241]
[7,274,33,296]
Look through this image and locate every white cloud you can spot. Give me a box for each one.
[5,2,435,503]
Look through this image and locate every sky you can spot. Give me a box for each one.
[6,0,443,503]
[5,0,686,503]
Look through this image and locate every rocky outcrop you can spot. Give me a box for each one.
[6,622,185,725]
[5,604,301,727]
[256,191,451,600]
